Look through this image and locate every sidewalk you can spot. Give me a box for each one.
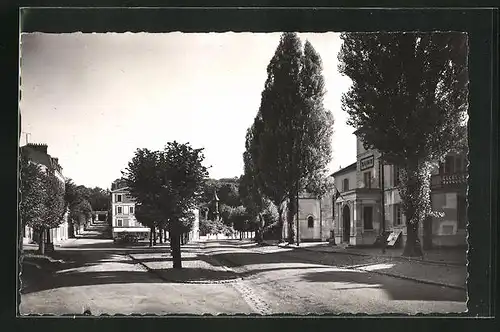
[271,241,466,266]
[261,241,467,290]
[128,242,241,284]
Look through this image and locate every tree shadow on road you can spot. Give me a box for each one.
[151,267,238,283]
[207,244,467,303]
[21,269,164,295]
[301,270,466,302]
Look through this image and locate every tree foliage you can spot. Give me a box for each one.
[338,32,468,256]
[244,33,334,240]
[41,169,66,229]
[20,154,47,231]
[64,179,93,235]
[123,141,209,268]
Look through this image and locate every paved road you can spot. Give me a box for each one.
[20,235,467,315]
[202,240,467,315]
[20,238,252,315]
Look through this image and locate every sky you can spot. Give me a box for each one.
[20,32,356,190]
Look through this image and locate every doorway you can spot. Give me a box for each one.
[343,205,351,243]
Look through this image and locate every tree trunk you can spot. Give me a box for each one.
[277,205,284,241]
[159,227,163,244]
[423,215,433,250]
[171,227,182,269]
[38,229,45,255]
[399,161,431,257]
[68,219,75,238]
[153,227,157,245]
[287,198,296,244]
[149,227,153,247]
[403,222,424,257]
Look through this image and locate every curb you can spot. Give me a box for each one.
[278,244,465,267]
[127,254,242,285]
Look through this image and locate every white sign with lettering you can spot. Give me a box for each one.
[360,155,374,171]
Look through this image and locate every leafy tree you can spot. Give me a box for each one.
[71,199,93,229]
[64,179,93,237]
[39,168,66,254]
[124,142,208,268]
[87,187,111,212]
[217,181,241,207]
[249,33,303,237]
[19,154,47,247]
[247,33,334,241]
[219,203,234,225]
[135,202,164,247]
[338,32,468,256]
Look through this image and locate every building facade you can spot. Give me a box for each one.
[110,179,149,241]
[288,134,467,248]
[21,143,69,246]
[110,179,201,242]
[282,192,333,242]
[333,136,467,248]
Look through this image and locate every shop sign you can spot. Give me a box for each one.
[360,155,374,171]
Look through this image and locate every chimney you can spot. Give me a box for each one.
[26,143,48,154]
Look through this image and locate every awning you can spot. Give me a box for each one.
[113,228,150,233]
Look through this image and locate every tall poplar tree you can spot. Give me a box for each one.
[247,33,334,241]
[338,32,468,256]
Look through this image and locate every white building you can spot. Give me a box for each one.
[110,179,149,241]
[284,133,467,249]
[110,179,201,242]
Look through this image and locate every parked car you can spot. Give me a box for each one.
[114,234,139,244]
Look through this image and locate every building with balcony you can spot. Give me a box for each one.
[332,135,467,248]
[428,152,467,247]
[287,134,467,248]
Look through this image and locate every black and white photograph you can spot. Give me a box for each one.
[18,24,472,315]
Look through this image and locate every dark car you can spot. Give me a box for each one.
[114,234,139,244]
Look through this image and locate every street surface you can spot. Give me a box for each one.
[20,223,467,315]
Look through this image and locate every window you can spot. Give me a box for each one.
[117,219,123,227]
[129,206,134,214]
[393,165,401,186]
[456,157,463,173]
[343,178,349,192]
[363,172,371,188]
[363,206,373,230]
[307,216,314,228]
[117,206,123,214]
[116,194,122,202]
[444,156,455,174]
[394,204,402,226]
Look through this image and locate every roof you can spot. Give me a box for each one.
[110,186,130,193]
[331,162,357,177]
[21,145,63,174]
